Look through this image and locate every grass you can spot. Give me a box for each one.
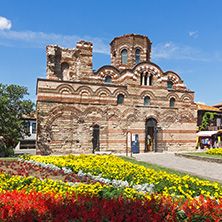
[0,158,18,161]
[119,156,221,184]
[186,152,222,159]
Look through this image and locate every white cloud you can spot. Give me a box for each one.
[189,30,198,38]
[0,29,110,54]
[0,16,11,30]
[195,101,206,105]
[152,42,209,61]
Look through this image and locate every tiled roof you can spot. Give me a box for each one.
[22,113,37,119]
[196,103,221,112]
[213,102,222,108]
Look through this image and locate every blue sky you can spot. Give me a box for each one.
[0,0,222,105]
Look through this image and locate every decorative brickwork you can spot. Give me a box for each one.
[36,34,197,155]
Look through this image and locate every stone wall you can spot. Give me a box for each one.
[36,34,197,155]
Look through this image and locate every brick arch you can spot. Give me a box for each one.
[179,111,195,122]
[165,71,183,84]
[166,92,180,101]
[180,93,193,103]
[133,62,162,78]
[56,84,75,94]
[83,107,104,118]
[118,43,131,54]
[121,108,137,119]
[134,44,145,53]
[45,105,82,127]
[113,89,129,97]
[140,90,155,100]
[106,107,121,120]
[95,87,112,97]
[96,66,120,80]
[126,114,138,127]
[144,114,160,123]
[161,110,178,122]
[75,86,94,95]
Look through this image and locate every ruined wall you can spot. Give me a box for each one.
[46,41,93,81]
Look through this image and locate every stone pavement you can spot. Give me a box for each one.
[132,152,222,183]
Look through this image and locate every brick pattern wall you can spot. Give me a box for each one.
[36,34,197,155]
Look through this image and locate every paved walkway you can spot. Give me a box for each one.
[133,152,222,182]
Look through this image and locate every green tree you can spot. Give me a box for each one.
[199,112,218,131]
[0,83,35,151]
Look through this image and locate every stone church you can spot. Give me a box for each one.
[36,34,197,155]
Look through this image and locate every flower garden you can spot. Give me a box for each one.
[205,147,222,156]
[1,154,222,221]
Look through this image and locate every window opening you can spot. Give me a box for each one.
[144,96,149,106]
[105,76,111,83]
[32,123,36,134]
[148,74,153,86]
[92,125,100,153]
[117,94,124,104]
[167,81,173,89]
[170,98,175,107]
[140,73,143,85]
[144,73,148,85]
[135,49,140,64]
[122,49,127,64]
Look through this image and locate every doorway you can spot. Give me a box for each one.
[92,124,100,153]
[145,118,157,152]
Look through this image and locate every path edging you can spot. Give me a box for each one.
[175,153,222,164]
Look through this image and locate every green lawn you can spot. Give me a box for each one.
[119,156,221,184]
[0,158,18,161]
[186,152,222,159]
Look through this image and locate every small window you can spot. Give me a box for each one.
[117,94,124,104]
[148,74,153,86]
[170,98,175,107]
[167,81,173,89]
[140,73,143,85]
[135,49,140,64]
[144,73,148,86]
[105,76,111,83]
[144,96,149,106]
[121,49,127,64]
[32,123,36,134]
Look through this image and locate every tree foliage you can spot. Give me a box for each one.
[0,83,35,149]
[199,112,218,131]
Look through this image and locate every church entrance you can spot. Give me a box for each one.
[145,118,157,152]
[92,124,100,153]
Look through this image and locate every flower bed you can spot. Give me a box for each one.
[1,154,222,221]
[205,148,222,156]
[1,190,222,221]
[21,154,222,199]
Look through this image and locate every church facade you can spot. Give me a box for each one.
[36,34,197,155]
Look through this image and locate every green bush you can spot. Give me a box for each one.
[4,147,15,157]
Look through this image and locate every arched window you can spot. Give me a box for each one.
[144,96,149,106]
[140,73,143,85]
[105,76,111,83]
[117,94,124,104]
[148,74,153,86]
[144,73,148,85]
[121,49,127,64]
[170,98,175,107]
[135,49,140,64]
[167,81,173,89]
